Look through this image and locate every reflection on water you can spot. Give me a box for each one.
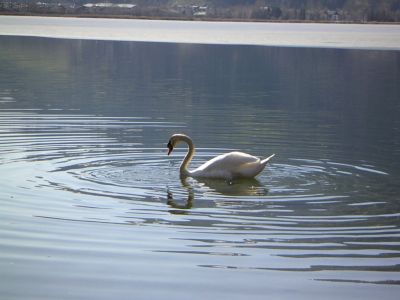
[192,177,269,197]
[0,36,400,299]
[167,177,269,212]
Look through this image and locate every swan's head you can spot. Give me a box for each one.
[167,135,178,156]
[167,134,190,155]
[167,140,174,155]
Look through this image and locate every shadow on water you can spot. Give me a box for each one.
[167,176,269,213]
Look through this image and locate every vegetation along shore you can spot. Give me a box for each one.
[1,0,400,23]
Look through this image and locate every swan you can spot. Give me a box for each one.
[167,134,275,180]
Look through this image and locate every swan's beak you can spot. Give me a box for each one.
[167,141,173,156]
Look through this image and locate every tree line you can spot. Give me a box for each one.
[1,0,400,22]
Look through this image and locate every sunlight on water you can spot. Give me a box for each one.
[0,36,399,299]
[1,16,400,50]
[1,110,399,289]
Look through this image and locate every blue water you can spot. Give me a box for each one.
[0,36,399,299]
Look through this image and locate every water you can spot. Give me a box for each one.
[1,15,400,50]
[0,36,399,299]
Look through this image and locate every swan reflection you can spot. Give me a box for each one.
[166,176,269,211]
[196,177,269,197]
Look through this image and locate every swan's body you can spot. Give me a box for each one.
[167,134,275,180]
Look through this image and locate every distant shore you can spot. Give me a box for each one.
[1,15,400,50]
[1,11,400,25]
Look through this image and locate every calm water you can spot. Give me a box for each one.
[2,16,400,49]
[0,36,399,299]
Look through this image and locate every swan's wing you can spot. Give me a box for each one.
[192,152,262,178]
[198,152,259,169]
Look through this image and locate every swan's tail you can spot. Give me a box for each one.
[261,154,275,165]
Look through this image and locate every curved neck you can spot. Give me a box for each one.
[179,135,195,177]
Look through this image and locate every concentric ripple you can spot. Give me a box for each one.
[1,110,399,286]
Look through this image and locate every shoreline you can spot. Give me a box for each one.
[1,11,400,25]
[1,15,400,50]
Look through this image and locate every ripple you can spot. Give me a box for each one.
[1,110,399,286]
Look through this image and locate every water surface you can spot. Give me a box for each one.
[1,15,400,49]
[0,36,399,299]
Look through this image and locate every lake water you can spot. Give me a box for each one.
[0,35,399,299]
[1,16,400,50]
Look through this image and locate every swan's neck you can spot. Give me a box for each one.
[179,135,195,177]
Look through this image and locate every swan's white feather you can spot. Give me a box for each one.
[190,151,266,179]
[168,134,275,180]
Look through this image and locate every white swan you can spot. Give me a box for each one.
[167,134,275,180]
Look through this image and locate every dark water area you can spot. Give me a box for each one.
[0,36,399,299]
